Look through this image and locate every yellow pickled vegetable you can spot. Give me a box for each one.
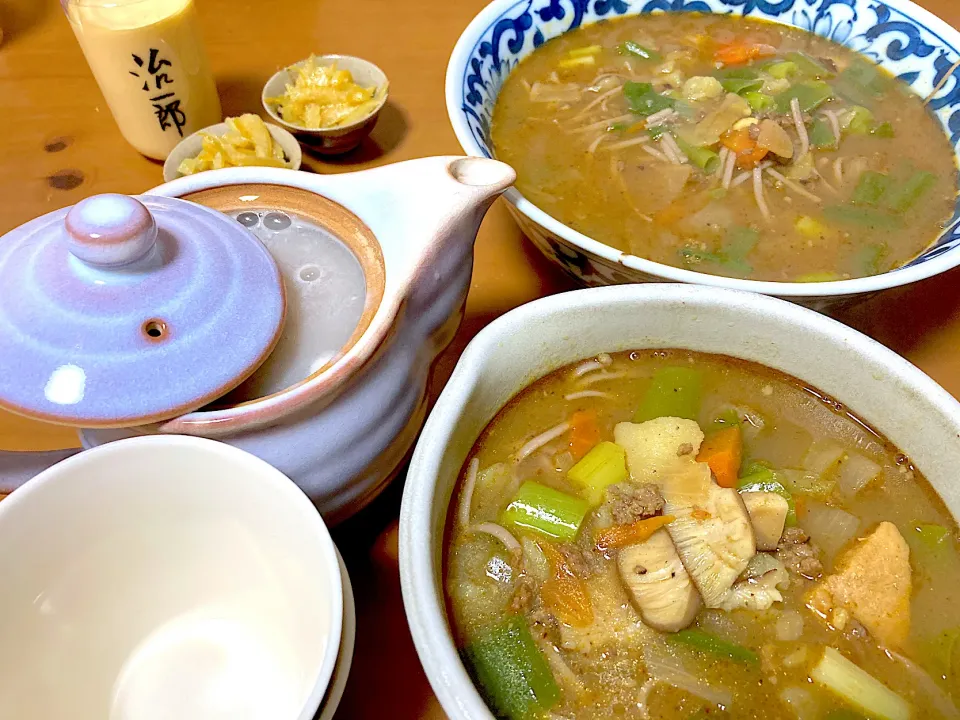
[266,56,386,129]
[178,114,289,176]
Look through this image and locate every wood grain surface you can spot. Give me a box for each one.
[1,1,959,717]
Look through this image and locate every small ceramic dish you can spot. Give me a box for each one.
[0,435,343,720]
[262,54,389,155]
[162,120,302,182]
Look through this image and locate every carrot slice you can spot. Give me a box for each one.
[595,514,676,551]
[654,190,713,226]
[568,409,601,460]
[714,42,776,66]
[540,575,594,627]
[697,426,743,488]
[720,127,769,170]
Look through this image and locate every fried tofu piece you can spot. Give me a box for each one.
[806,521,911,648]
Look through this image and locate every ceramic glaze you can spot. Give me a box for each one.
[0,194,285,427]
[0,157,515,522]
[446,0,960,306]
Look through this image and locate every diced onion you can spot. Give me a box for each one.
[776,610,805,642]
[800,500,860,559]
[835,452,881,499]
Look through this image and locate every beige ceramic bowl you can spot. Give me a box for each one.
[261,54,389,155]
[162,120,302,182]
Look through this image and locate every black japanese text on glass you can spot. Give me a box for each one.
[129,49,187,137]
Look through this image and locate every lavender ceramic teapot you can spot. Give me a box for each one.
[0,156,515,522]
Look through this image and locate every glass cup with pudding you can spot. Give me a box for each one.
[61,0,222,160]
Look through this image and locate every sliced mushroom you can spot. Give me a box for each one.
[741,491,790,551]
[718,553,789,612]
[617,528,701,632]
[661,464,757,607]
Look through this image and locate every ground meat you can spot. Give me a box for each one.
[509,577,535,613]
[605,482,665,524]
[559,543,606,577]
[529,606,561,645]
[777,527,824,580]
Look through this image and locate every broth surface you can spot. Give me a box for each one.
[491,14,959,281]
[445,350,960,719]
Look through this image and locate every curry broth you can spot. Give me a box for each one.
[491,14,959,281]
[444,350,960,719]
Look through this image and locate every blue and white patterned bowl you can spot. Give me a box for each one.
[446,0,960,306]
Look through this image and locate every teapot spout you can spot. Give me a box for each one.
[293,156,515,293]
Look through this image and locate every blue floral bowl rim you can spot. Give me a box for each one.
[445,0,960,297]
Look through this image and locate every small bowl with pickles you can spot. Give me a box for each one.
[262,54,389,155]
[162,114,302,182]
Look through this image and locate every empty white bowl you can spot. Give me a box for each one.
[162,120,302,182]
[0,435,342,720]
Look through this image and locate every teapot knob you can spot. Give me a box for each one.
[65,194,158,267]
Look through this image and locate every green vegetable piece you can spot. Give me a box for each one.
[619,40,661,62]
[624,81,675,116]
[744,91,775,111]
[775,81,834,113]
[675,137,720,173]
[634,366,702,422]
[787,51,836,79]
[851,171,890,206]
[646,124,668,140]
[607,122,626,133]
[466,616,560,720]
[872,121,895,138]
[568,441,628,505]
[767,60,799,79]
[919,627,960,683]
[823,205,903,230]
[841,60,887,97]
[908,522,953,567]
[709,187,728,200]
[854,243,889,277]
[721,76,764,95]
[668,629,760,665]
[846,106,875,135]
[726,226,759,259]
[738,474,797,526]
[811,647,910,720]
[809,117,837,149]
[883,170,936,213]
[501,481,590,541]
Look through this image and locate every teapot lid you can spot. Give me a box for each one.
[0,193,285,427]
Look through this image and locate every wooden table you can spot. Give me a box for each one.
[1,0,959,716]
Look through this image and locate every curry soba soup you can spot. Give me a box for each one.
[445,351,960,719]
[491,15,959,281]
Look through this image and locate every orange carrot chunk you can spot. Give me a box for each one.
[720,127,769,169]
[595,514,676,551]
[569,409,601,460]
[697,426,743,488]
[714,42,776,66]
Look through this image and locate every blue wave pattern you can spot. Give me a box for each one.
[458,0,960,268]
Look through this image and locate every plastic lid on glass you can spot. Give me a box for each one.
[0,193,285,427]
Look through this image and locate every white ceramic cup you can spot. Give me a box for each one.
[399,283,960,720]
[0,435,342,720]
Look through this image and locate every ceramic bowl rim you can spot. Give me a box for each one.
[0,434,343,720]
[161,120,303,183]
[261,54,390,135]
[444,0,960,298]
[398,282,960,720]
